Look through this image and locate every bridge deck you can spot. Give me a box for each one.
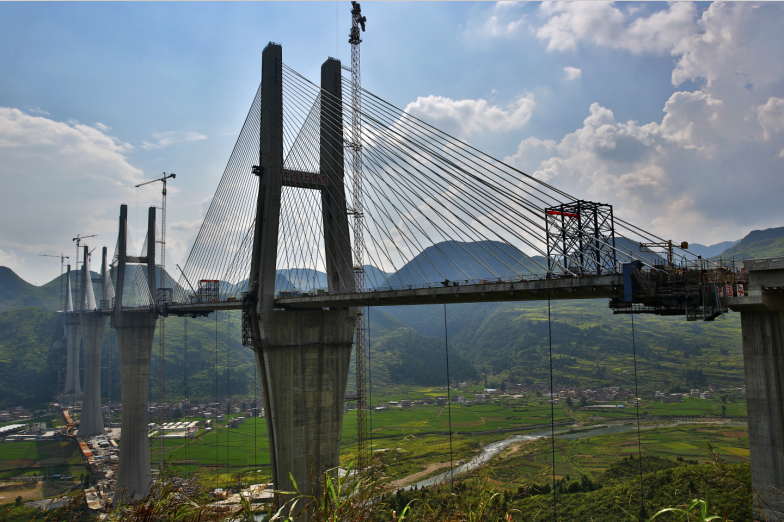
[127,275,623,315]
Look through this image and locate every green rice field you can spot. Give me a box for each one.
[0,440,84,479]
[482,423,750,486]
[142,391,747,486]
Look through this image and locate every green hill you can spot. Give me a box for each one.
[385,299,744,394]
[0,307,61,408]
[362,309,477,387]
[0,304,477,409]
[0,255,752,410]
[713,226,784,260]
[0,267,60,311]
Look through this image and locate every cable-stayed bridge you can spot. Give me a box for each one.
[71,42,782,518]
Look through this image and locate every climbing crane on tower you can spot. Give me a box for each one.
[349,0,369,478]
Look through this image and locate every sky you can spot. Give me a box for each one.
[1,1,783,284]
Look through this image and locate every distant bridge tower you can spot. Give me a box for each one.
[79,244,108,437]
[63,264,82,401]
[113,205,158,503]
[247,43,356,500]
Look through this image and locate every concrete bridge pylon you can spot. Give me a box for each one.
[79,245,108,437]
[113,205,158,504]
[248,44,356,499]
[63,265,82,400]
[729,260,784,520]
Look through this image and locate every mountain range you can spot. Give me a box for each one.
[1,225,782,409]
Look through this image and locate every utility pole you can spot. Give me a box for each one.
[39,253,69,401]
[349,0,368,475]
[135,172,175,477]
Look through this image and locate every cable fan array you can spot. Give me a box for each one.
[171,63,700,304]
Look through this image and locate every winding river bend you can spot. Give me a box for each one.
[406,420,745,490]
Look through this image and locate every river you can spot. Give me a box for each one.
[406,419,746,490]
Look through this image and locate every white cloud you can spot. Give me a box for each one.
[670,3,784,89]
[404,94,535,138]
[0,108,145,281]
[493,2,784,243]
[141,131,207,150]
[505,87,784,242]
[472,2,527,38]
[756,97,784,140]
[0,248,23,269]
[564,67,581,81]
[534,1,698,54]
[94,122,111,132]
[27,107,50,115]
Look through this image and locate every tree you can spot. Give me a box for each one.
[566,396,573,408]
[722,404,726,417]
[15,495,22,506]
[500,382,506,392]
[172,408,182,421]
[720,394,728,404]
[580,396,588,408]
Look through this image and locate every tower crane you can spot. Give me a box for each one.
[349,0,369,478]
[135,171,176,476]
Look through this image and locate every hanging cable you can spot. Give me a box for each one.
[227,310,231,489]
[631,315,646,519]
[215,311,219,484]
[184,317,189,475]
[444,303,454,492]
[254,348,257,487]
[368,299,373,462]
[547,292,556,522]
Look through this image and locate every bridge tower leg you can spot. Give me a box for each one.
[113,205,158,504]
[79,245,107,437]
[249,44,356,499]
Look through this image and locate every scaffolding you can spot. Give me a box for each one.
[546,200,617,276]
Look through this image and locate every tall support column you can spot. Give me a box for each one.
[63,265,82,399]
[248,44,357,500]
[80,245,107,437]
[320,57,354,294]
[257,310,355,496]
[114,313,156,502]
[740,308,784,519]
[249,41,284,491]
[729,262,784,520]
[113,205,157,504]
[252,42,284,335]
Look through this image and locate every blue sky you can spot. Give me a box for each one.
[1,2,783,283]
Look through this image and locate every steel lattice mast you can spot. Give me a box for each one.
[349,0,368,474]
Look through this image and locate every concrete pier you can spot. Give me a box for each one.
[113,205,158,503]
[79,246,107,437]
[63,265,82,399]
[113,313,156,502]
[729,258,784,519]
[257,310,355,495]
